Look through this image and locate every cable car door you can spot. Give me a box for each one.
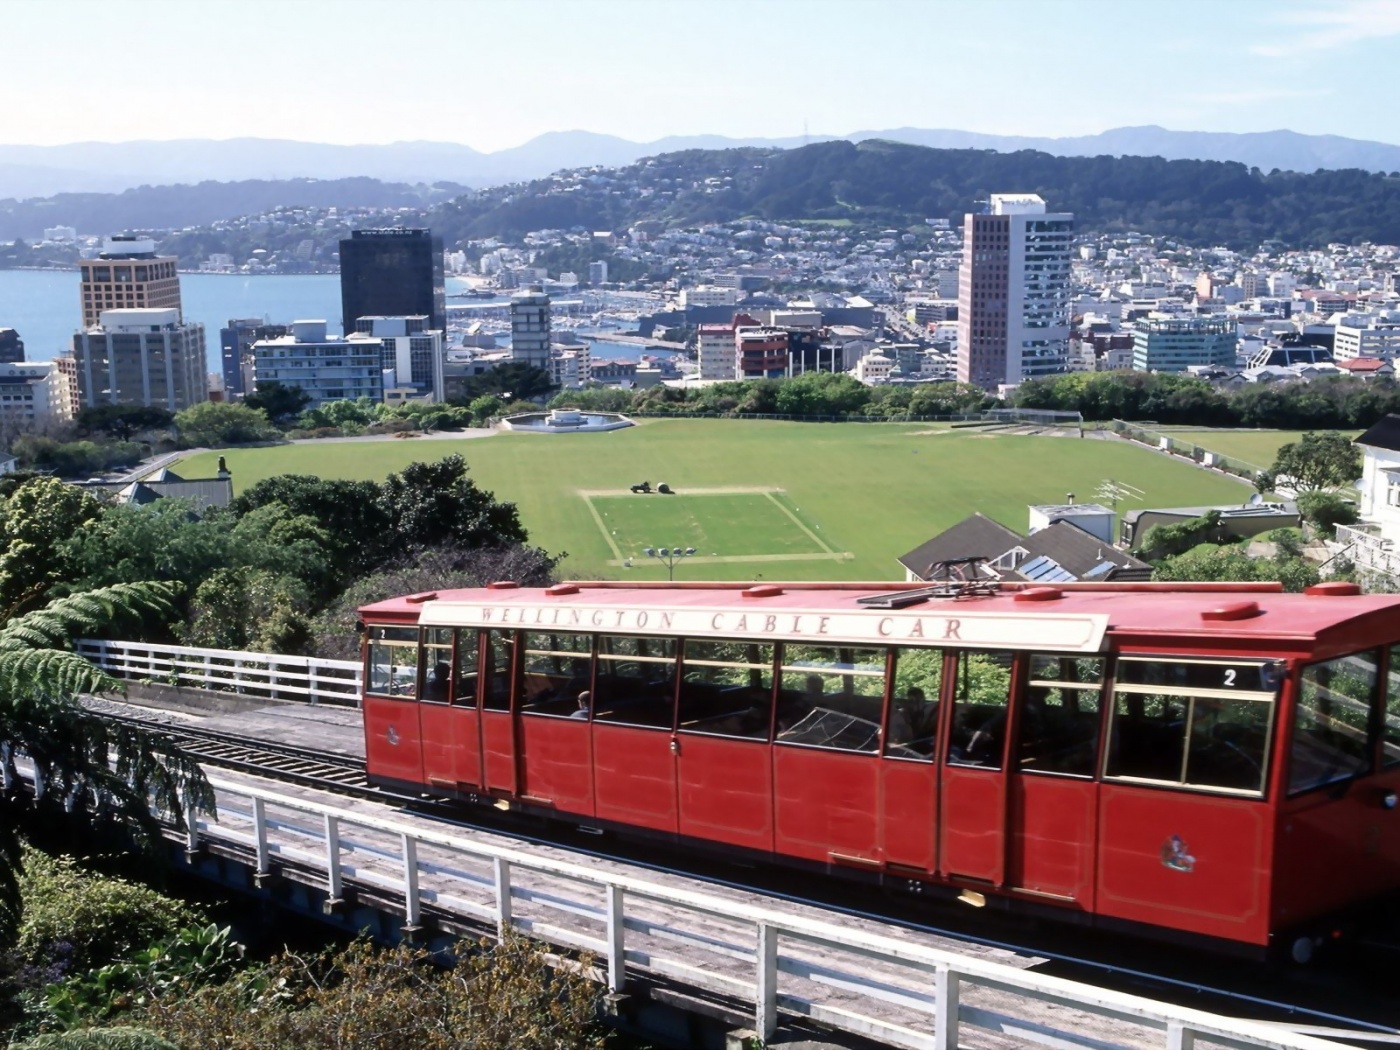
[480,630,519,795]
[419,628,484,791]
[938,650,1014,884]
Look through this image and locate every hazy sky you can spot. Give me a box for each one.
[4,0,1398,149]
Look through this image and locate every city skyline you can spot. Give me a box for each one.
[2,0,1397,151]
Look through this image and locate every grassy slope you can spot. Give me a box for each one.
[180,421,1250,581]
[1152,428,1361,469]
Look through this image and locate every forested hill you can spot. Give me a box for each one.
[0,177,467,242]
[429,139,1400,249]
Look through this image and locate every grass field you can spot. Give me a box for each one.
[178,420,1252,581]
[1153,427,1361,469]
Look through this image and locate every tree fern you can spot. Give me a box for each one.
[1,579,211,937]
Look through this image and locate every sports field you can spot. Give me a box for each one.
[179,420,1252,581]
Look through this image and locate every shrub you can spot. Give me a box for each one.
[13,852,203,976]
[11,1028,178,1050]
[1297,490,1359,538]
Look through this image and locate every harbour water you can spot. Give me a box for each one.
[0,269,679,366]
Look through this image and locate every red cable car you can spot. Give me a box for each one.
[359,579,1400,960]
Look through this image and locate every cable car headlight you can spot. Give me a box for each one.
[1380,790,1398,810]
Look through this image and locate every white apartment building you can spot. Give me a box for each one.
[679,286,740,308]
[956,193,1074,389]
[354,315,446,401]
[588,260,609,286]
[696,324,737,380]
[0,362,75,427]
[853,348,894,384]
[1331,311,1400,360]
[252,320,382,409]
[549,344,592,388]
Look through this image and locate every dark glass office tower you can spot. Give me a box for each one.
[339,228,446,335]
[0,328,23,363]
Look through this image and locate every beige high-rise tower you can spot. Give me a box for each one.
[79,236,182,329]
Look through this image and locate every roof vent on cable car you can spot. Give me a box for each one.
[743,585,785,599]
[404,591,438,604]
[1201,600,1262,622]
[1304,582,1362,597]
[487,580,520,590]
[1014,586,1063,603]
[545,583,580,597]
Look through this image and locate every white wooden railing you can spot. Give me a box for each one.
[77,639,361,707]
[1335,524,1400,578]
[189,774,1349,1050]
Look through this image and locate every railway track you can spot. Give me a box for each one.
[90,703,1400,1044]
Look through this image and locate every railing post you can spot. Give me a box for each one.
[203,651,211,689]
[308,661,320,705]
[1167,1023,1195,1050]
[251,797,270,880]
[401,834,421,931]
[234,657,244,694]
[183,799,200,855]
[493,856,512,941]
[934,963,960,1050]
[324,814,342,905]
[606,884,625,993]
[755,922,778,1041]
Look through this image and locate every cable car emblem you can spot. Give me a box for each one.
[1160,835,1196,873]
[387,725,400,747]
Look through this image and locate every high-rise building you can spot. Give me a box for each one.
[220,319,290,400]
[588,260,609,286]
[0,328,23,363]
[339,228,446,334]
[1131,316,1238,372]
[79,236,182,329]
[510,290,552,369]
[955,194,1073,390]
[355,315,446,401]
[72,308,208,411]
[252,320,382,409]
[696,323,737,380]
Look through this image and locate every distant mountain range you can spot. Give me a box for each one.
[3,125,1400,201]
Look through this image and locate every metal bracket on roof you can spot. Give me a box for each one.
[858,558,1001,607]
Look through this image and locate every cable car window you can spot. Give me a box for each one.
[679,640,773,741]
[1107,658,1277,795]
[453,629,479,706]
[947,651,1013,769]
[888,648,944,760]
[776,645,886,753]
[1385,645,1400,768]
[1290,652,1377,794]
[482,630,515,712]
[520,633,594,718]
[1019,655,1105,777]
[366,626,418,699]
[593,635,677,729]
[421,628,453,705]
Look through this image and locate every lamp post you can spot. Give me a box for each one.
[643,546,696,581]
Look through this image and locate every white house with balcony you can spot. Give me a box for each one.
[1338,415,1400,575]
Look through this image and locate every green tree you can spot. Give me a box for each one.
[230,476,389,583]
[773,371,871,416]
[10,1029,179,1050]
[75,406,174,442]
[468,394,508,426]
[379,455,527,551]
[61,501,237,597]
[173,402,280,447]
[0,583,214,933]
[1296,490,1359,538]
[1151,542,1320,592]
[0,479,103,619]
[452,363,555,404]
[1264,431,1363,493]
[181,567,312,654]
[1135,510,1225,561]
[244,381,312,426]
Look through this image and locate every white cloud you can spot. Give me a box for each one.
[1252,0,1400,57]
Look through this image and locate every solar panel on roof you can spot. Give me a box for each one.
[1083,561,1117,579]
[1019,555,1076,583]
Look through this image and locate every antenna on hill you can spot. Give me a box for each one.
[1094,478,1145,512]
